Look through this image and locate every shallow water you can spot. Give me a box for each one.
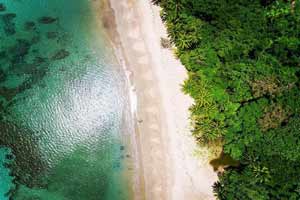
[0,0,131,199]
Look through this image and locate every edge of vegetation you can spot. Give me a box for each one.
[153,0,300,199]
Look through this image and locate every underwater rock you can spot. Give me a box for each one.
[52,49,70,60]
[0,121,47,188]
[0,87,18,101]
[4,24,16,35]
[0,99,5,111]
[0,51,6,59]
[0,69,6,82]
[1,68,48,101]
[9,39,31,60]
[24,21,36,31]
[0,3,6,12]
[16,40,31,56]
[31,49,38,54]
[38,16,57,24]
[4,26,16,36]
[1,13,17,35]
[46,31,58,39]
[31,36,40,44]
[12,63,35,74]
[33,56,46,65]
[2,13,16,21]
[0,67,47,100]
[5,154,14,160]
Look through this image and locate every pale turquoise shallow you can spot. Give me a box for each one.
[0,0,130,199]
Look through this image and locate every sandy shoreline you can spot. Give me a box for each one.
[98,0,218,199]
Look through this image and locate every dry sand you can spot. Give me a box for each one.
[98,0,218,199]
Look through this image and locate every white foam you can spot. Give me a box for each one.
[112,45,137,116]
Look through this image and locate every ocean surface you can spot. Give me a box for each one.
[0,0,132,199]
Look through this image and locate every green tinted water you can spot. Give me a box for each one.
[0,148,14,198]
[0,0,131,199]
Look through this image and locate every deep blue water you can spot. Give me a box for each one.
[0,0,131,199]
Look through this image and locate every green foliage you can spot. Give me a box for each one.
[216,117,300,199]
[159,0,300,199]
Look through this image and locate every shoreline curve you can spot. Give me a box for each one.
[97,0,218,199]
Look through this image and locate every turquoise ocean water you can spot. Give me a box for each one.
[0,0,132,199]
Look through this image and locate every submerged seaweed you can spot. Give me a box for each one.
[52,49,70,60]
[0,3,6,12]
[0,1,130,200]
[24,21,36,31]
[0,122,47,188]
[1,13,16,35]
[38,16,57,24]
[0,3,72,194]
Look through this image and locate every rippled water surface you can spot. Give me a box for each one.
[0,0,131,199]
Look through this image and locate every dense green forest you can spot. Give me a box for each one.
[153,0,300,199]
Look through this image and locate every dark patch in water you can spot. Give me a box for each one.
[0,6,66,194]
[0,69,6,82]
[52,49,70,60]
[24,21,36,31]
[9,39,31,62]
[0,1,129,199]
[38,16,57,24]
[0,3,6,12]
[0,87,19,101]
[1,13,17,35]
[33,56,47,65]
[2,13,16,21]
[31,35,40,44]
[0,32,52,102]
[0,50,6,59]
[12,63,36,74]
[46,31,58,39]
[0,64,48,102]
[0,122,47,188]
[5,153,14,160]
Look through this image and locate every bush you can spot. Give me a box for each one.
[159,0,300,199]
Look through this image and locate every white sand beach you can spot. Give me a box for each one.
[98,0,218,199]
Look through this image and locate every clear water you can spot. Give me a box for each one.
[0,0,131,199]
[0,148,14,198]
